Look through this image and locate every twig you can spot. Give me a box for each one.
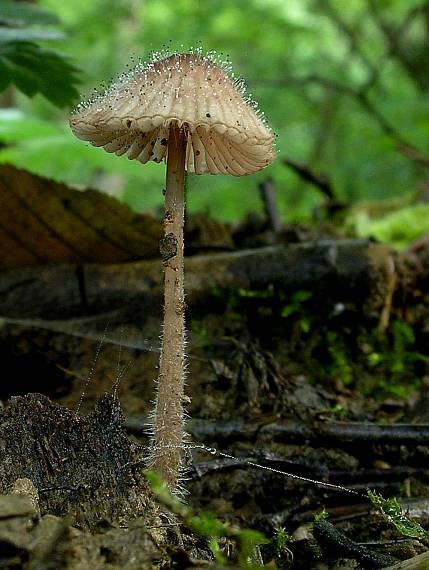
[282,158,335,200]
[318,0,378,77]
[261,74,429,168]
[367,0,429,91]
[126,417,429,446]
[258,178,282,235]
[378,254,397,333]
[314,518,397,568]
[398,144,429,168]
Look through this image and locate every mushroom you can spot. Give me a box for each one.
[70,51,276,492]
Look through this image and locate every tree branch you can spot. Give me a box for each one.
[367,0,429,91]
[282,158,335,200]
[317,0,379,78]
[271,74,429,167]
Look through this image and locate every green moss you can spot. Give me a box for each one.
[189,319,212,348]
[204,285,426,400]
[353,204,429,250]
[361,320,427,397]
[327,332,354,386]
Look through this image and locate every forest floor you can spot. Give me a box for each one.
[1,211,429,569]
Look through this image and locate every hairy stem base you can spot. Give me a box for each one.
[150,125,187,492]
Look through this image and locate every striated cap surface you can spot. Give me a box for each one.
[70,53,276,176]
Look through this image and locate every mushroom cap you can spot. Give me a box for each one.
[70,53,276,176]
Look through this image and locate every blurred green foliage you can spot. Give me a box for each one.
[352,203,429,249]
[0,1,79,106]
[0,0,429,231]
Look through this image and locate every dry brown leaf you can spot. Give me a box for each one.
[0,164,162,268]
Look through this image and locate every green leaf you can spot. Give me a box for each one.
[0,109,60,141]
[291,290,313,303]
[237,528,269,566]
[191,512,225,537]
[238,286,274,299]
[368,490,429,542]
[281,304,299,318]
[0,28,64,42]
[0,41,80,107]
[0,59,12,91]
[144,469,268,566]
[299,316,311,333]
[207,538,226,564]
[0,1,59,27]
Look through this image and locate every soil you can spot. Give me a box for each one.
[1,214,429,569]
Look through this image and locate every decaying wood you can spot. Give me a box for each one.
[125,417,429,446]
[0,394,187,568]
[0,393,225,569]
[313,518,398,568]
[0,239,393,319]
[0,393,153,526]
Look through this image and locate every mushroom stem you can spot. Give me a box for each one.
[150,124,188,492]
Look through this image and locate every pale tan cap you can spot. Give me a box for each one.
[70,53,276,176]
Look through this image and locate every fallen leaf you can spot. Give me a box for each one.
[0,164,162,268]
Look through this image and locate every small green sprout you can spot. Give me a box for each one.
[274,526,291,554]
[145,469,268,567]
[314,508,328,523]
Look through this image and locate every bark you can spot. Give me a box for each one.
[0,239,393,320]
[127,416,429,447]
[314,518,397,568]
[0,394,150,526]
